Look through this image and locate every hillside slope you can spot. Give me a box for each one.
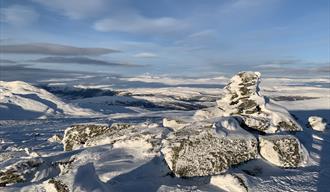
[0,81,97,120]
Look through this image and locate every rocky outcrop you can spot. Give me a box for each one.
[160,72,308,177]
[216,71,302,133]
[259,135,308,168]
[161,117,258,177]
[308,116,327,132]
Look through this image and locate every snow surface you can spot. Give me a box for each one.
[0,73,329,191]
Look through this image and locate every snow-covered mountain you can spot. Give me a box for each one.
[0,81,97,120]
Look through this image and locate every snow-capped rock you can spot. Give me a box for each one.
[48,134,63,143]
[210,173,248,192]
[161,117,258,177]
[215,71,302,133]
[259,135,308,168]
[43,178,69,192]
[0,81,97,120]
[0,158,44,186]
[62,124,112,151]
[63,122,166,152]
[85,122,165,153]
[308,116,327,132]
[162,118,189,131]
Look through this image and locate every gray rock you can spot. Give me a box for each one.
[259,135,308,168]
[161,117,258,177]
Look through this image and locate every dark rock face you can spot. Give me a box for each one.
[216,71,302,133]
[259,135,308,168]
[161,118,258,177]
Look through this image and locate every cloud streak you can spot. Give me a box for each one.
[94,14,187,34]
[29,56,142,67]
[133,52,158,58]
[0,43,119,56]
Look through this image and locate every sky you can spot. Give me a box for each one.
[0,0,329,77]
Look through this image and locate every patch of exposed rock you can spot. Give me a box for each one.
[259,135,308,168]
[161,117,258,177]
[215,71,302,133]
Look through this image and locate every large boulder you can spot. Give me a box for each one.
[161,117,258,177]
[62,122,166,152]
[216,71,302,133]
[259,135,308,168]
[62,124,113,151]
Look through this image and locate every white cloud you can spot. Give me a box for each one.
[133,52,158,58]
[94,14,186,33]
[32,0,109,19]
[0,5,39,27]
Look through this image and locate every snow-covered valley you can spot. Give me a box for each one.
[0,70,329,192]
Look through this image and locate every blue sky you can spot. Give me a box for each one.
[0,0,329,76]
